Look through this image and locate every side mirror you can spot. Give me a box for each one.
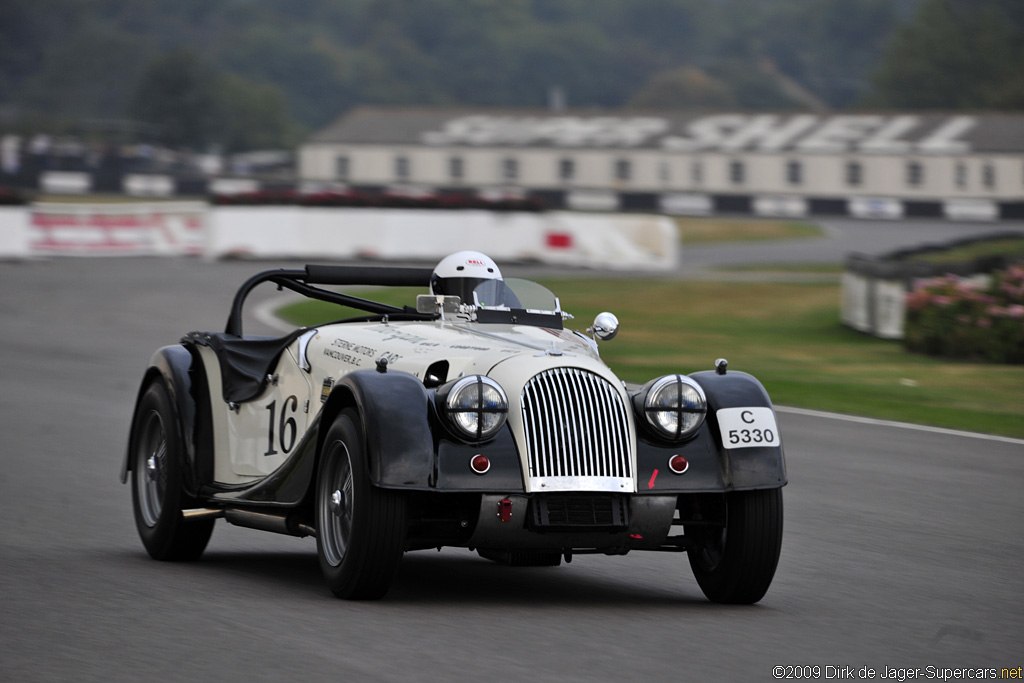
[588,312,619,341]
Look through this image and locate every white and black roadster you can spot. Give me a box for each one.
[123,252,785,602]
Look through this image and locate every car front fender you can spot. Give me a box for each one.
[690,369,788,490]
[121,345,209,498]
[323,369,435,489]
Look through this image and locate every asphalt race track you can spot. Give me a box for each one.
[2,239,1022,680]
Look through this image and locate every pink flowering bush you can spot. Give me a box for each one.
[904,264,1024,363]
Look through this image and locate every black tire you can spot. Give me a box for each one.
[130,380,214,561]
[687,488,783,604]
[316,408,406,600]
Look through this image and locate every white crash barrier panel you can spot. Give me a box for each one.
[29,202,206,256]
[943,199,997,221]
[0,207,31,258]
[207,208,677,270]
[8,202,676,269]
[209,178,260,195]
[753,195,809,218]
[123,174,175,198]
[39,171,91,195]
[566,190,620,212]
[660,193,713,216]
[849,196,903,220]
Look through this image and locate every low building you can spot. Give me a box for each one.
[299,108,1024,220]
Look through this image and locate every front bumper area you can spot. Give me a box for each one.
[466,493,678,552]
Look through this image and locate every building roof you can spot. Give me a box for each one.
[309,107,1024,155]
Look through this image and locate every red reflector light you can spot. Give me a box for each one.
[497,498,512,522]
[668,454,689,474]
[470,454,490,474]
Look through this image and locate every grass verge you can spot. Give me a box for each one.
[903,236,1024,264]
[278,279,1024,439]
[674,217,824,244]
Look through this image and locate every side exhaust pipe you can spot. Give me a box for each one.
[182,508,225,522]
[222,508,316,538]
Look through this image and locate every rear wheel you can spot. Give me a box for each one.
[130,380,214,561]
[687,488,783,604]
[316,409,406,599]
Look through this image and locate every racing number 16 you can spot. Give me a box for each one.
[264,395,298,456]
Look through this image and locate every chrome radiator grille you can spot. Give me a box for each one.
[520,368,633,487]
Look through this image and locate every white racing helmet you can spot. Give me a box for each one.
[430,251,503,304]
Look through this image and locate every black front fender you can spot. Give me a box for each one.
[633,370,787,493]
[121,345,210,498]
[691,369,787,490]
[322,369,435,489]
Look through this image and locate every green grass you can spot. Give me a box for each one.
[903,237,1024,264]
[278,279,1024,439]
[674,217,824,244]
[712,262,844,275]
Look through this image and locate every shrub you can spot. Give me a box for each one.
[904,264,1024,364]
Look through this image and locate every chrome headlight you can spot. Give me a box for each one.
[640,375,707,440]
[444,376,508,441]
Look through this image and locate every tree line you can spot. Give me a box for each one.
[0,0,1020,152]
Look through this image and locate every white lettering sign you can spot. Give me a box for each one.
[422,116,668,147]
[420,114,981,153]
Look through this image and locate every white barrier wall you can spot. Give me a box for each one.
[840,271,872,333]
[0,203,677,269]
[842,272,910,339]
[849,197,904,220]
[0,207,31,259]
[29,202,207,256]
[753,195,809,218]
[207,207,678,270]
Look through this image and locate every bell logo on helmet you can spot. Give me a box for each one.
[466,259,485,267]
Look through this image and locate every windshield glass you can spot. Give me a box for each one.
[473,278,559,313]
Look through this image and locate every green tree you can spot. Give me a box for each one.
[866,0,1024,109]
[131,50,221,148]
[218,73,302,152]
[20,26,154,120]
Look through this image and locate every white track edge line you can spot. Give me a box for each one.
[253,295,298,333]
[775,405,1024,446]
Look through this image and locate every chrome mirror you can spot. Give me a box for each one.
[588,312,619,341]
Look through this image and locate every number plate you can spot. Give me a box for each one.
[717,407,780,449]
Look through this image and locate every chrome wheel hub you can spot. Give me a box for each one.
[136,410,167,528]
[330,489,346,516]
[319,440,354,567]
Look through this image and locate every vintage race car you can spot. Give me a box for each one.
[123,251,785,602]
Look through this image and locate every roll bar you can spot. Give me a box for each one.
[225,265,434,337]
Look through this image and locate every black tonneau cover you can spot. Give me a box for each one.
[182,330,306,404]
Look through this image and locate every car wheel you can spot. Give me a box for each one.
[686,488,783,604]
[130,380,214,561]
[316,408,406,599]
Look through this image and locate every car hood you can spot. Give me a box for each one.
[304,319,603,384]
